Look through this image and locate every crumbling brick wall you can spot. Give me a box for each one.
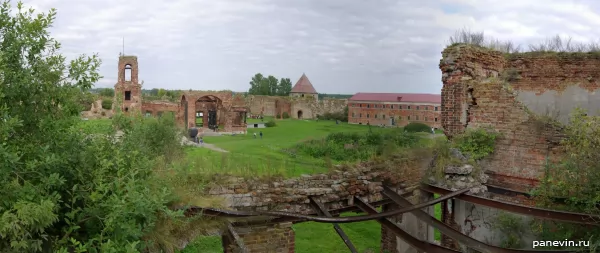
[439,45,600,196]
[244,95,347,119]
[114,56,142,113]
[141,101,179,116]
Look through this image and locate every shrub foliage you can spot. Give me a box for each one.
[316,106,348,122]
[265,120,276,127]
[292,130,420,162]
[0,2,191,252]
[530,108,600,249]
[403,122,431,133]
[101,99,113,110]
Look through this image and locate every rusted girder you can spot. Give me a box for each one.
[231,199,394,226]
[180,187,471,224]
[383,186,577,253]
[309,197,359,253]
[227,223,248,253]
[353,196,461,253]
[421,184,600,225]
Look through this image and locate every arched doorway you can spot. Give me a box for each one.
[196,95,223,130]
[297,110,303,119]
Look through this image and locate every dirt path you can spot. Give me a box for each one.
[198,143,228,152]
[180,136,228,152]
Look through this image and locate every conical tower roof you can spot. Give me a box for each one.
[291,73,318,94]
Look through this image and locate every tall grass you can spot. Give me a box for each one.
[448,28,600,53]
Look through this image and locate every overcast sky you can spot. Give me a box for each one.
[22,0,600,94]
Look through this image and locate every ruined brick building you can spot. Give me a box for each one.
[111,55,348,132]
[113,55,179,117]
[347,93,442,128]
[436,44,600,248]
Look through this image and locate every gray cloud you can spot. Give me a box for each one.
[21,0,600,94]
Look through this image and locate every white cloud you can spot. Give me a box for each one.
[15,0,600,94]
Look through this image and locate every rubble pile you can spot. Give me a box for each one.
[428,148,489,196]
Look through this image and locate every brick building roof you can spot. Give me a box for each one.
[291,73,318,94]
[349,93,441,104]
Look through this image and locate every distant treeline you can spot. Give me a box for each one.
[318,94,353,99]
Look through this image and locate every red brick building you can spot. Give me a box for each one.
[347,93,442,128]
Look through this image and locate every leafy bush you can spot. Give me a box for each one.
[101,98,113,110]
[529,108,600,249]
[316,107,348,122]
[77,91,96,111]
[0,4,191,252]
[282,112,290,119]
[404,122,431,133]
[264,120,276,127]
[99,88,114,97]
[452,128,498,160]
[293,130,420,162]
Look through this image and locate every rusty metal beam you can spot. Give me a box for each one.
[353,196,461,253]
[227,223,248,253]
[181,187,471,224]
[383,186,577,253]
[421,184,600,225]
[309,197,359,253]
[230,199,395,226]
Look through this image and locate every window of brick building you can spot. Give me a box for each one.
[367,114,370,118]
[425,117,428,121]
[407,105,411,109]
[360,113,362,117]
[416,106,420,110]
[415,115,419,120]
[374,114,378,118]
[435,106,438,111]
[382,114,386,119]
[435,117,438,122]
[367,104,370,108]
[125,91,131,100]
[391,105,394,109]
[407,116,410,120]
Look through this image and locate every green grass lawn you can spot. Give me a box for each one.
[294,212,381,253]
[189,119,393,178]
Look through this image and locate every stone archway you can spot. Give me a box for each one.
[196,95,223,130]
[297,110,303,119]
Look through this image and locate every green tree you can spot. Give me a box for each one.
[157,88,166,97]
[0,2,186,252]
[247,74,292,96]
[248,73,264,95]
[98,88,114,97]
[278,78,292,96]
[266,75,279,95]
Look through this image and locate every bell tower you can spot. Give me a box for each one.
[113,55,142,113]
